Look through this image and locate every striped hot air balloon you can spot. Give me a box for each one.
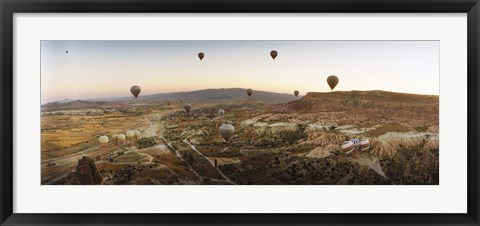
[359,139,370,152]
[341,141,355,155]
[350,138,361,151]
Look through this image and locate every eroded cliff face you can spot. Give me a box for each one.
[63,156,103,185]
[278,90,439,122]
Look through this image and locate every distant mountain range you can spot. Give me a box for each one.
[41,88,298,111]
[42,89,439,116]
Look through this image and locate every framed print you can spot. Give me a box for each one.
[1,0,479,225]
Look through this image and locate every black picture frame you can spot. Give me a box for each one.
[1,0,479,225]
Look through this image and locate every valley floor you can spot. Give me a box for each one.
[41,100,439,185]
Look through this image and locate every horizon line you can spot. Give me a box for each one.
[42,88,440,105]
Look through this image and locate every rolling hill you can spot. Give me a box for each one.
[42,88,298,111]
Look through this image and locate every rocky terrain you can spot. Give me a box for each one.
[63,156,103,185]
[43,90,439,185]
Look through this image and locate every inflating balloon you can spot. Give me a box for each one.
[184,103,192,112]
[327,75,339,91]
[294,90,299,97]
[99,136,109,144]
[246,88,253,97]
[126,130,135,139]
[270,50,278,60]
[112,134,118,141]
[218,109,225,116]
[341,141,355,155]
[117,134,126,141]
[130,85,141,98]
[219,123,235,142]
[359,139,370,152]
[134,130,141,138]
[198,52,204,60]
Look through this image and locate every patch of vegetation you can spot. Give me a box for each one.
[136,137,156,149]
[366,122,411,137]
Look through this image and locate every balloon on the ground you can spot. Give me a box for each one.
[246,88,253,97]
[134,130,141,138]
[359,139,370,152]
[341,141,355,155]
[99,136,109,144]
[327,75,339,91]
[219,123,235,142]
[350,138,361,151]
[117,134,126,141]
[294,90,299,97]
[112,134,118,141]
[270,50,278,60]
[130,85,141,98]
[126,130,135,139]
[198,52,204,60]
[218,109,225,116]
[184,103,192,112]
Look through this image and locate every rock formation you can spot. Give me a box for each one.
[63,156,103,185]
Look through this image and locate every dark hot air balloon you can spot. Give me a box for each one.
[198,52,204,60]
[130,85,141,98]
[327,75,339,91]
[270,50,278,60]
[184,103,192,112]
[294,90,299,97]
[246,88,253,97]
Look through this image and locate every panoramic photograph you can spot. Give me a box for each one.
[41,40,439,185]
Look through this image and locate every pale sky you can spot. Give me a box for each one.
[41,40,439,104]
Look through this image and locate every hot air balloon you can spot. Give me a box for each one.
[350,138,361,151]
[126,130,135,139]
[218,109,225,116]
[341,141,355,155]
[246,88,253,97]
[99,136,109,144]
[184,103,192,112]
[327,75,339,91]
[117,134,126,141]
[198,52,204,60]
[219,123,235,142]
[134,130,141,138]
[294,90,299,97]
[66,50,68,53]
[112,134,119,141]
[359,139,370,152]
[270,50,278,60]
[130,85,141,98]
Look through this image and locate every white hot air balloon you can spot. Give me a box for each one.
[112,134,119,141]
[359,139,370,152]
[99,135,109,145]
[126,130,135,139]
[117,134,126,141]
[218,109,225,116]
[134,130,141,138]
[219,123,235,142]
[341,141,355,155]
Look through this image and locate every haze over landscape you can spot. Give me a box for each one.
[41,40,439,104]
[41,41,439,185]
